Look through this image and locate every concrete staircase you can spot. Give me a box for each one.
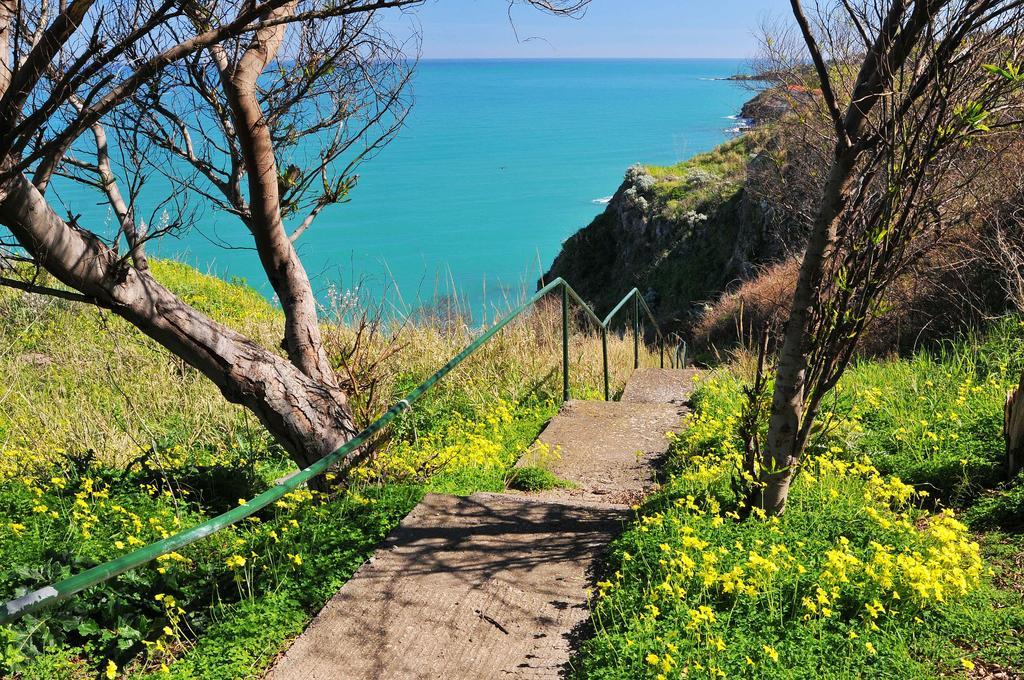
[267,368,696,680]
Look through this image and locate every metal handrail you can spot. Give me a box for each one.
[1,277,677,624]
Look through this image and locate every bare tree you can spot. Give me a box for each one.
[0,0,588,489]
[754,0,1024,513]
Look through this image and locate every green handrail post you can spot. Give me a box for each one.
[674,339,688,368]
[601,327,609,401]
[633,293,640,370]
[561,283,570,402]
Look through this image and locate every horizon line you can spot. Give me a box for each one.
[412,56,752,62]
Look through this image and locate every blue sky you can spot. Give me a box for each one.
[381,1,791,59]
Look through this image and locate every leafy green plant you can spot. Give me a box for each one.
[579,360,1024,678]
[505,466,574,492]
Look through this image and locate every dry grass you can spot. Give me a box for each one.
[0,262,656,475]
[693,225,1012,359]
[324,294,658,426]
[693,259,798,356]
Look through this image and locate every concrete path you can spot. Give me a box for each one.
[268,369,695,680]
[514,400,683,506]
[620,367,699,407]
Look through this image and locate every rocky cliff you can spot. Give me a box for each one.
[543,134,804,330]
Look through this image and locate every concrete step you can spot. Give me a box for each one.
[515,399,686,505]
[620,367,699,406]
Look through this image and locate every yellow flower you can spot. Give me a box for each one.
[961,659,975,671]
[646,653,660,666]
[289,553,303,566]
[865,642,877,655]
[105,660,117,679]
[9,522,25,536]
[763,645,779,663]
[225,554,246,569]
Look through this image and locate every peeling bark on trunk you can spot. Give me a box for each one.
[204,4,361,485]
[1007,372,1024,479]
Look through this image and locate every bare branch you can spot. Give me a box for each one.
[0,274,100,304]
[789,0,849,146]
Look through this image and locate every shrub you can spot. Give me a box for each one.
[693,240,1015,359]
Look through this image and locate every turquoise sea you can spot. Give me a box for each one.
[54,59,756,319]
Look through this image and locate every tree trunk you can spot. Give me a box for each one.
[0,169,358,486]
[1007,371,1024,479]
[759,150,858,514]
[215,3,339,390]
[0,0,14,97]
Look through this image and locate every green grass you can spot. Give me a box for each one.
[0,260,656,678]
[644,135,756,184]
[835,316,1024,508]
[643,135,760,222]
[0,262,275,476]
[504,466,574,492]
[576,316,1024,679]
